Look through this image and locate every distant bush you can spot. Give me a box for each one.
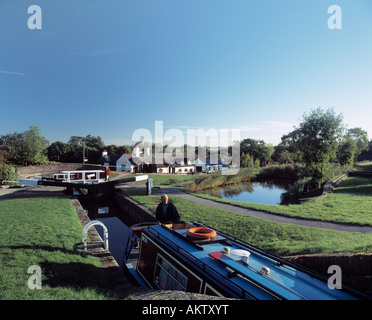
[186,168,254,191]
[0,150,18,183]
[0,164,17,183]
[279,163,352,204]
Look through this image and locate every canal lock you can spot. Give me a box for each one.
[77,194,134,270]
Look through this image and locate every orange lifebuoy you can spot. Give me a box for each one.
[186,227,217,240]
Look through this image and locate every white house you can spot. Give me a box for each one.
[173,159,195,174]
[98,148,196,174]
[116,154,137,173]
[194,158,228,173]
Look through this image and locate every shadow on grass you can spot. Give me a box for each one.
[1,244,136,299]
[335,177,372,196]
[39,261,120,298]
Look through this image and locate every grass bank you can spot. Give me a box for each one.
[131,162,372,225]
[130,193,372,256]
[185,175,372,226]
[0,195,118,300]
[184,162,372,226]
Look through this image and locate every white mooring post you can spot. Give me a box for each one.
[82,220,109,251]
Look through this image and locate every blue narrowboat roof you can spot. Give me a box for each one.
[142,222,361,300]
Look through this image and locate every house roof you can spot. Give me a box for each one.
[98,153,138,165]
[97,155,121,164]
[194,158,228,166]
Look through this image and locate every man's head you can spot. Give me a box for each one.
[161,194,169,205]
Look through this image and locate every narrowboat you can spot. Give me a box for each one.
[124,221,366,300]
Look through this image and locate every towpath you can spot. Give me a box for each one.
[120,183,372,234]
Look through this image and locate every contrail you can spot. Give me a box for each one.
[0,70,26,76]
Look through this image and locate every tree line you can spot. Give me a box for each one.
[0,107,371,186]
[240,107,370,189]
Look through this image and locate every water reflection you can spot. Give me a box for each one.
[199,180,292,205]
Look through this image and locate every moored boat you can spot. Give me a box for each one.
[124,221,367,300]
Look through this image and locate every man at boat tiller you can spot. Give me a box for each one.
[155,194,181,223]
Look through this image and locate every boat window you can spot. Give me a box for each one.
[153,254,188,291]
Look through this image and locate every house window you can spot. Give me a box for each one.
[154,254,187,291]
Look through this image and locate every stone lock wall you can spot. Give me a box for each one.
[113,191,156,225]
[286,253,372,297]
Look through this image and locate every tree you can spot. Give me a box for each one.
[274,128,302,163]
[337,135,357,166]
[277,150,293,164]
[0,132,27,165]
[240,138,273,165]
[0,125,48,166]
[47,141,71,162]
[23,125,49,165]
[65,135,105,163]
[105,144,133,156]
[296,107,344,187]
[240,152,254,168]
[346,127,369,155]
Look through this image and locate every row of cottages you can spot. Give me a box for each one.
[97,150,228,174]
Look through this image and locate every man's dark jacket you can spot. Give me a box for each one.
[155,201,181,223]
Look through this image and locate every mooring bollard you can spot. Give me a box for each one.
[146,177,153,195]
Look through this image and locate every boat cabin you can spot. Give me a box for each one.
[125,222,365,300]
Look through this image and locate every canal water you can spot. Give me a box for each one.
[78,196,132,270]
[198,180,292,205]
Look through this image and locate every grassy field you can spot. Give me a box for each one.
[0,195,118,300]
[131,193,372,256]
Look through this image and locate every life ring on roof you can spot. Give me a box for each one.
[186,227,217,240]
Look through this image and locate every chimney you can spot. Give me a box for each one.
[133,146,140,157]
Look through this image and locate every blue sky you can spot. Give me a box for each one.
[0,0,371,146]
